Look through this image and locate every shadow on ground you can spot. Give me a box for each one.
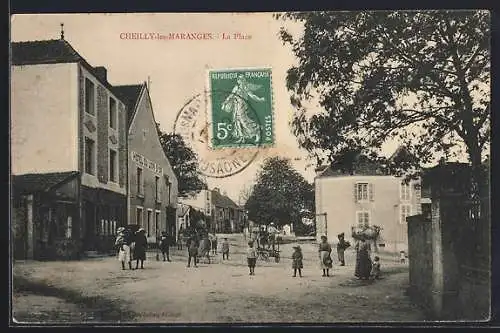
[13,276,136,323]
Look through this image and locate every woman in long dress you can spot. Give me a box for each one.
[221,74,265,144]
[354,238,372,280]
[318,235,333,277]
[133,228,148,269]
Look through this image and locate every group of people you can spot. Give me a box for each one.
[114,227,148,270]
[317,233,381,280]
[114,227,381,281]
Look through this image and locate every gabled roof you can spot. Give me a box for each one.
[212,190,239,209]
[11,39,122,98]
[112,84,145,127]
[12,171,79,195]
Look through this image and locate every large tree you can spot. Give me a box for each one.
[157,124,207,197]
[245,157,314,227]
[275,11,490,179]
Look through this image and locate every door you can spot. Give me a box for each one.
[83,201,96,251]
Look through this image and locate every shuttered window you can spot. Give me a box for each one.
[354,183,374,202]
[356,211,370,227]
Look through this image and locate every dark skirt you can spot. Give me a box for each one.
[247,258,256,268]
[134,246,146,261]
[355,249,372,279]
[292,259,303,269]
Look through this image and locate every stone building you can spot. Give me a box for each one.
[113,83,178,243]
[11,37,127,258]
[314,150,421,252]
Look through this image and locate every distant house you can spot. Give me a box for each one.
[113,83,178,243]
[180,188,244,233]
[11,37,128,259]
[314,149,421,252]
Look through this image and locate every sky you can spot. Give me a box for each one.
[11,13,321,202]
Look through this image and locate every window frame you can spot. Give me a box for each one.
[355,182,369,202]
[136,206,144,227]
[356,210,370,228]
[84,137,96,175]
[137,167,144,196]
[400,204,412,224]
[109,96,117,129]
[155,175,161,202]
[400,182,411,201]
[84,77,96,116]
[109,149,118,183]
[147,209,153,237]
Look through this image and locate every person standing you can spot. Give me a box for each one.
[336,233,351,266]
[354,237,372,280]
[115,227,132,270]
[292,245,303,277]
[246,240,257,275]
[159,231,171,262]
[134,228,148,269]
[318,235,333,277]
[187,234,199,268]
[222,237,230,260]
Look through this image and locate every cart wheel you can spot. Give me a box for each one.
[275,254,280,263]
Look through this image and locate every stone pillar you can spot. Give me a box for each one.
[430,198,443,318]
[26,194,34,259]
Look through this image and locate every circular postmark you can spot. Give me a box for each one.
[174,89,264,178]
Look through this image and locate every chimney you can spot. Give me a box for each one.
[94,66,107,82]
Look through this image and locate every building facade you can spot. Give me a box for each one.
[315,164,421,252]
[11,38,128,258]
[114,83,178,244]
[179,188,244,233]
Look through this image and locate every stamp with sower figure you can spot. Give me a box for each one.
[207,68,274,150]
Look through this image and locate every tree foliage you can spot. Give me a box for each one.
[275,11,490,175]
[245,157,314,227]
[157,124,207,197]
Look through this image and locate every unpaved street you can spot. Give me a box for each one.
[13,234,425,323]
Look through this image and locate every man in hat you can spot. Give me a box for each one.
[159,231,171,262]
[336,233,350,266]
[134,228,148,269]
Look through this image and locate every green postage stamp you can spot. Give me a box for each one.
[208,68,274,149]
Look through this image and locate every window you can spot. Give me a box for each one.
[84,137,95,175]
[400,204,412,224]
[109,97,117,129]
[147,210,152,236]
[155,176,161,202]
[354,183,373,202]
[401,182,411,201]
[137,167,143,195]
[136,207,143,227]
[85,78,95,115]
[66,216,72,239]
[155,211,160,234]
[356,211,370,227]
[109,149,117,182]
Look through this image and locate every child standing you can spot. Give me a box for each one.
[187,235,199,268]
[222,238,230,260]
[371,256,381,279]
[400,250,407,264]
[246,240,257,275]
[292,245,303,277]
[115,227,132,270]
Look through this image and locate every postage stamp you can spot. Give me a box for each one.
[207,68,274,150]
[173,92,259,178]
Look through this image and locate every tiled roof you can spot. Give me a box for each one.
[12,171,79,195]
[112,84,144,127]
[11,39,82,65]
[212,190,239,209]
